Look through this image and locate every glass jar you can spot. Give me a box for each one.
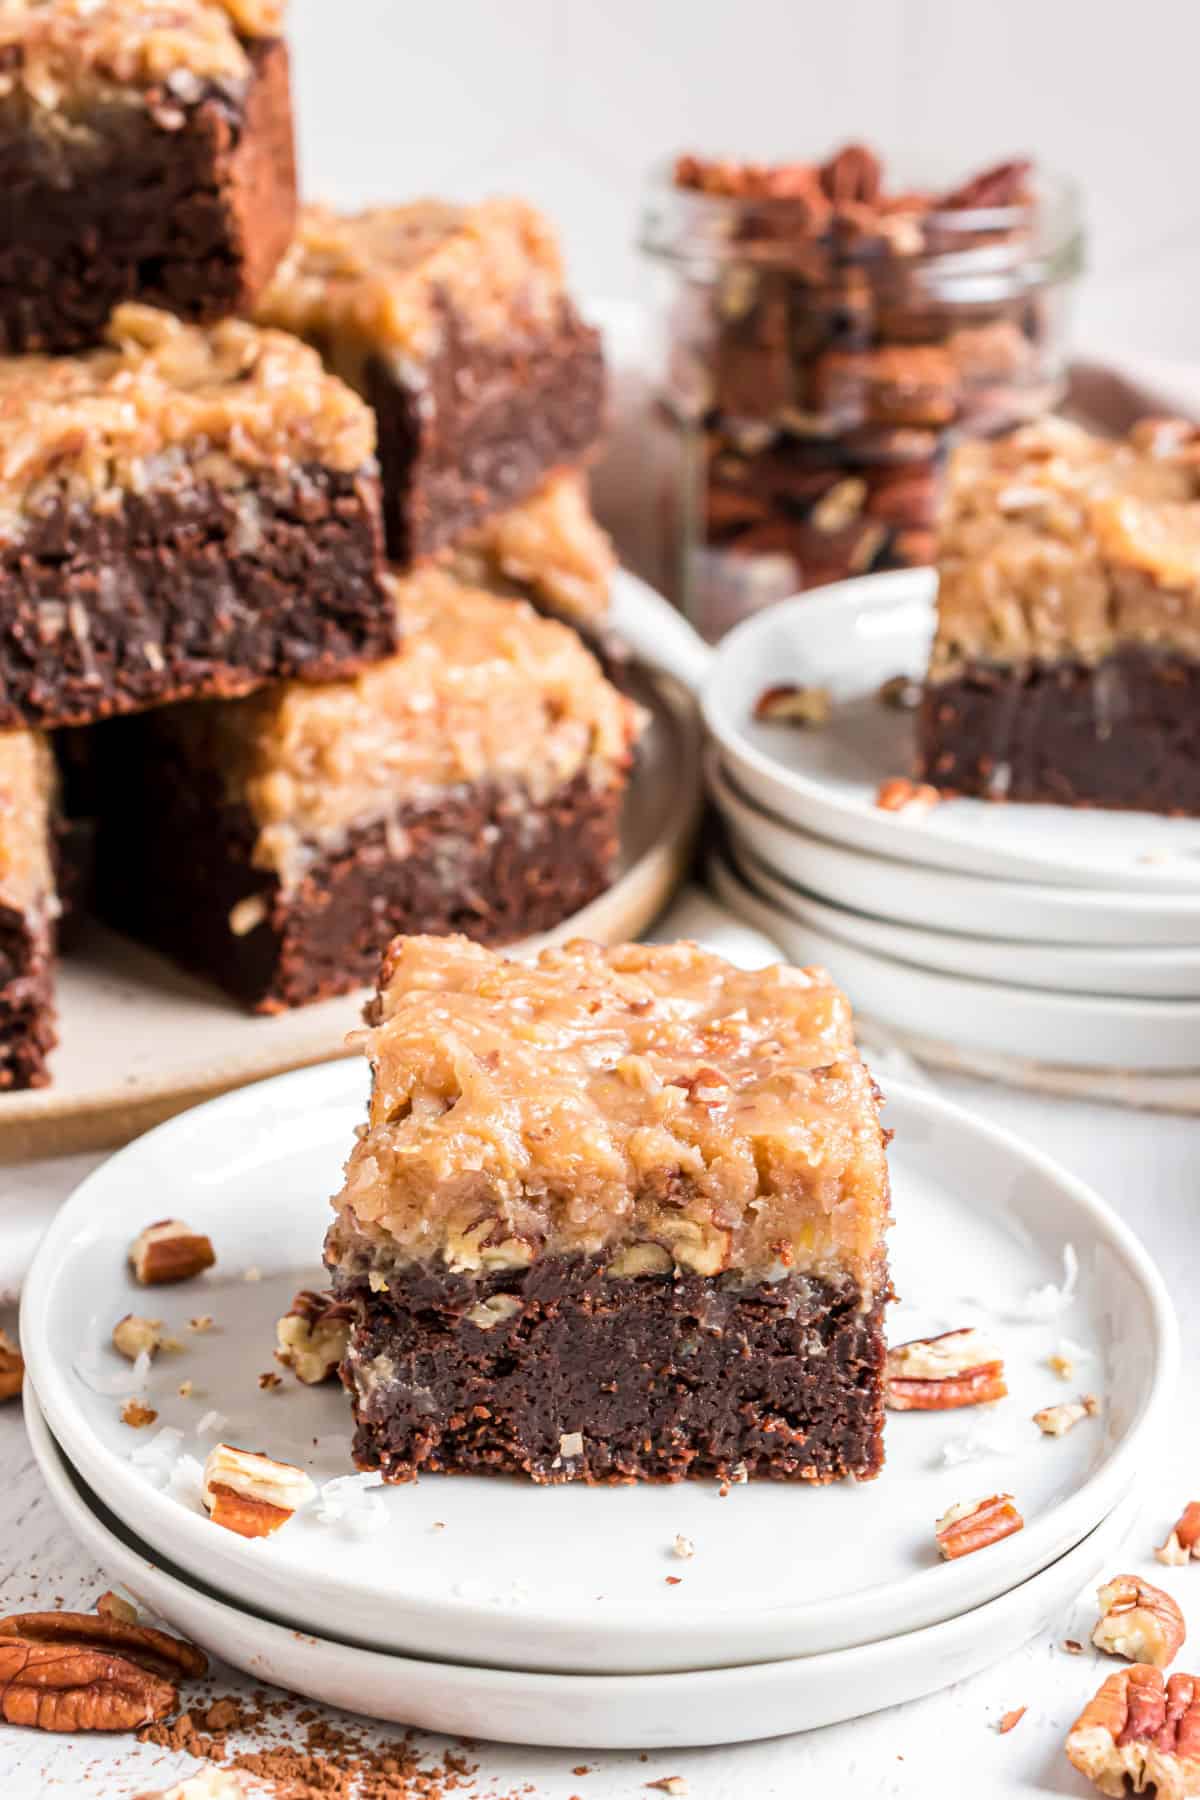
[640,149,1085,640]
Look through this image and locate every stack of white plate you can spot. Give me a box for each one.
[695,568,1200,1089]
[20,1061,1175,1748]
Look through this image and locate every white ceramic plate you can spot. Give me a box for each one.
[26,1389,1141,1751]
[21,1060,1175,1674]
[710,851,1200,1074]
[697,570,1200,893]
[707,752,1200,949]
[731,836,1200,1000]
[0,569,703,1161]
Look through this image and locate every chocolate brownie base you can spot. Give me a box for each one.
[919,647,1200,814]
[334,1258,887,1485]
[0,465,390,728]
[0,40,296,354]
[0,903,54,1089]
[367,302,605,565]
[95,748,624,1011]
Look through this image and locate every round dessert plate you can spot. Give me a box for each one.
[707,752,1200,949]
[22,1058,1175,1674]
[25,1387,1141,1749]
[710,850,1200,1074]
[0,569,702,1161]
[733,834,1200,1000]
[691,569,1200,893]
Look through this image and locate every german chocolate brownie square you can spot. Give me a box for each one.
[0,0,296,353]
[0,730,58,1087]
[325,936,892,1486]
[0,303,391,729]
[94,570,641,1011]
[919,417,1200,814]
[256,201,606,563]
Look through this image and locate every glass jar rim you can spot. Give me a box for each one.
[639,158,1085,286]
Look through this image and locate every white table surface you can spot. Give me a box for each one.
[0,1065,1193,1799]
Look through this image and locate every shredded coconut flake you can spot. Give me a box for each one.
[939,1427,1015,1469]
[74,1344,152,1398]
[195,1409,228,1437]
[316,1472,386,1534]
[128,1424,184,1487]
[1014,1244,1079,1321]
[167,1452,206,1511]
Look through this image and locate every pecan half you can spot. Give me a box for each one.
[1066,1664,1200,1797]
[886,1329,1007,1411]
[202,1443,315,1538]
[1093,1575,1186,1669]
[129,1220,215,1286]
[752,683,831,728]
[0,1611,205,1733]
[1157,1502,1200,1568]
[935,1494,1024,1560]
[940,159,1032,211]
[0,1328,23,1401]
[820,142,882,207]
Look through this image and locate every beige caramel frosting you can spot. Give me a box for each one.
[931,416,1200,673]
[255,199,568,372]
[159,570,639,890]
[328,936,891,1295]
[442,469,614,628]
[0,0,283,104]
[0,730,55,915]
[0,304,375,539]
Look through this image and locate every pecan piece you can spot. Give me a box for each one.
[275,1290,354,1385]
[1034,1395,1100,1437]
[886,1329,1007,1411]
[752,683,831,728]
[935,1494,1024,1560]
[940,159,1032,212]
[875,776,941,817]
[0,1610,205,1733]
[1066,1664,1200,1798]
[820,142,882,207]
[0,1328,23,1401]
[1093,1575,1187,1669]
[129,1219,215,1286]
[112,1315,162,1362]
[1157,1502,1200,1568]
[202,1443,315,1538]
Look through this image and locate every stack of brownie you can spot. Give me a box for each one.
[0,0,635,1087]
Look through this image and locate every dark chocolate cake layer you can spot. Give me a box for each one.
[0,902,54,1089]
[334,1258,888,1485]
[919,646,1200,814]
[0,39,296,354]
[0,465,389,728]
[95,752,624,1012]
[366,300,605,565]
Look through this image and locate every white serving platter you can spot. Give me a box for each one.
[732,836,1200,1000]
[707,752,1200,949]
[21,1058,1175,1675]
[25,1387,1141,1750]
[694,569,1200,893]
[710,851,1200,1074]
[0,570,701,1161]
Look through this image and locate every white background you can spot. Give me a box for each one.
[288,0,1200,356]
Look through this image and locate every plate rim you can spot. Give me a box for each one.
[701,568,1200,894]
[20,1056,1179,1672]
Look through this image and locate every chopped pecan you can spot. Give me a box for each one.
[0,1328,23,1401]
[1157,1503,1200,1568]
[997,1706,1026,1734]
[1034,1395,1099,1437]
[112,1315,163,1362]
[940,159,1032,211]
[120,1399,157,1429]
[1066,1664,1200,1797]
[95,1592,138,1626]
[935,1494,1024,1560]
[129,1220,215,1286]
[875,776,941,817]
[820,143,882,207]
[202,1443,315,1538]
[886,1329,1007,1411]
[752,683,831,728]
[1093,1575,1187,1669]
[0,1610,205,1733]
[275,1289,351,1386]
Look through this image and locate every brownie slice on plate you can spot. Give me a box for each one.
[326,935,892,1485]
[0,0,297,352]
[255,200,606,563]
